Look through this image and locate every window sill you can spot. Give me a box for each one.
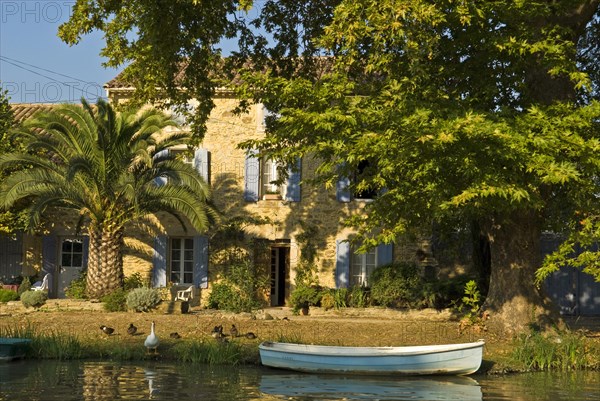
[262,194,283,200]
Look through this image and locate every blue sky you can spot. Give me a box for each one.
[0,1,123,104]
[0,1,262,105]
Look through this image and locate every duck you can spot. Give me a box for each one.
[215,334,229,344]
[100,325,114,335]
[230,324,239,338]
[144,321,159,354]
[211,325,224,339]
[127,323,137,336]
[169,332,181,339]
[245,332,257,339]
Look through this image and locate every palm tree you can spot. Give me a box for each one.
[0,98,217,298]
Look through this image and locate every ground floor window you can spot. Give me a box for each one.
[170,237,194,284]
[61,238,84,268]
[350,246,377,287]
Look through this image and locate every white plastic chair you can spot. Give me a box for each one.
[31,273,49,291]
[176,285,194,302]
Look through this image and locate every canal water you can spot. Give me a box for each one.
[0,360,599,400]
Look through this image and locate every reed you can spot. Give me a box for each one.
[273,333,303,344]
[172,339,255,364]
[511,331,600,371]
[0,324,83,359]
[82,339,147,361]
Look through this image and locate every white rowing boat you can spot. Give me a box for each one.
[258,340,484,376]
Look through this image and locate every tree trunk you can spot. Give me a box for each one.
[86,223,125,299]
[484,210,559,334]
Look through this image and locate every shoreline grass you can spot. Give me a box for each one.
[1,323,261,364]
[2,323,599,373]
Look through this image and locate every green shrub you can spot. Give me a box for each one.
[21,290,48,308]
[206,259,267,313]
[207,282,236,309]
[17,276,31,296]
[333,288,348,309]
[65,271,87,299]
[126,287,161,312]
[320,291,335,310]
[289,285,322,314]
[348,285,369,308]
[419,276,471,309]
[124,272,145,290]
[101,288,128,312]
[369,262,422,308]
[207,282,260,313]
[320,288,350,309]
[460,280,482,317]
[0,288,19,302]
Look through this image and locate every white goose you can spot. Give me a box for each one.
[144,321,159,354]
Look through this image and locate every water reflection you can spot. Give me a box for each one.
[1,360,599,401]
[259,372,482,400]
[144,369,159,399]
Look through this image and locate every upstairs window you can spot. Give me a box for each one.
[337,159,380,202]
[262,158,284,198]
[154,147,210,185]
[244,149,301,202]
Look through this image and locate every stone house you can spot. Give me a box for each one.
[1,81,439,302]
[104,77,437,306]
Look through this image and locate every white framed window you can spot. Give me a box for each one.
[170,237,194,285]
[350,246,377,286]
[261,158,284,198]
[244,150,301,202]
[61,238,84,268]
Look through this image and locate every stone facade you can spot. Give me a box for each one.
[106,87,441,304]
[7,90,446,303]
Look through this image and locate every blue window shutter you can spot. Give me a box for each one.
[284,157,301,202]
[42,235,56,298]
[336,176,351,202]
[82,236,89,269]
[193,148,210,184]
[193,235,209,289]
[377,243,393,266]
[244,149,260,201]
[154,150,170,186]
[335,240,350,288]
[152,236,168,287]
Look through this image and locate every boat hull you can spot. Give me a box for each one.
[259,341,484,376]
[0,338,32,362]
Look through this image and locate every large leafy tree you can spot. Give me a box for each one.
[57,0,337,141]
[0,99,217,298]
[239,1,600,333]
[0,85,28,235]
[59,1,600,331]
